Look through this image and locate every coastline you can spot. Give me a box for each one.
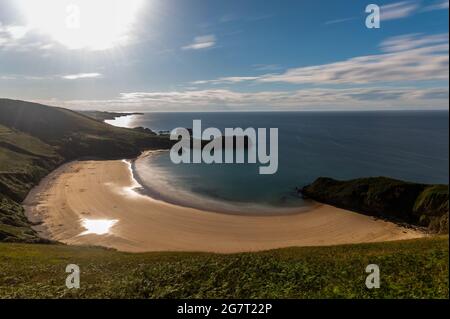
[131,151,317,216]
[23,153,425,253]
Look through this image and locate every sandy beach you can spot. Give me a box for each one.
[23,159,425,253]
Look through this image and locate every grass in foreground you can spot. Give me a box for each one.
[0,237,448,299]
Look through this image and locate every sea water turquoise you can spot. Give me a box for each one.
[107,111,449,214]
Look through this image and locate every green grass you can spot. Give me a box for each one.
[0,237,448,299]
[0,125,62,242]
[0,124,61,174]
[0,125,57,160]
[0,193,43,243]
[0,99,172,160]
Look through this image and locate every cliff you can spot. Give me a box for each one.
[301,177,448,234]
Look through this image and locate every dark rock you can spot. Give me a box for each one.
[300,177,448,234]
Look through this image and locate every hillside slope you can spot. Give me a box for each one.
[0,99,171,159]
[0,99,172,242]
[0,237,447,299]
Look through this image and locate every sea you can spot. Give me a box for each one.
[107,111,449,214]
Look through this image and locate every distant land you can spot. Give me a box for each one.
[80,110,144,122]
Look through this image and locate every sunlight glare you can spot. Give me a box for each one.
[17,0,144,50]
[79,219,118,236]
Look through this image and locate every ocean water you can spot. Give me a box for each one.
[107,111,449,214]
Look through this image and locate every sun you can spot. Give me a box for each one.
[17,0,144,50]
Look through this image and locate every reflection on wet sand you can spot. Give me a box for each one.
[79,219,118,236]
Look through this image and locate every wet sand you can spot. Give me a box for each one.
[23,160,425,253]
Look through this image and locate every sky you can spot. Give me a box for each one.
[0,0,448,112]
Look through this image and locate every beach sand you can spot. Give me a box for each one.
[24,160,425,253]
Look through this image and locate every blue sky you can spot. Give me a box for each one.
[0,0,448,111]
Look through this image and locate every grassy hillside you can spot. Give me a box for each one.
[0,237,447,299]
[0,124,62,242]
[0,124,62,199]
[0,98,172,242]
[0,99,171,159]
[301,177,449,234]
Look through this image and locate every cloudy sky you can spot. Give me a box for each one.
[0,0,448,111]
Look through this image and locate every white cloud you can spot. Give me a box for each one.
[182,35,216,50]
[324,17,358,25]
[0,22,61,53]
[381,1,420,20]
[423,0,449,11]
[0,0,144,51]
[380,33,449,52]
[62,73,102,80]
[192,76,260,85]
[194,33,449,86]
[36,86,448,112]
[0,23,29,48]
[1,73,103,81]
[118,87,448,107]
[260,46,448,84]
[325,0,448,25]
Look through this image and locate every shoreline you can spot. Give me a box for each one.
[131,150,317,217]
[23,153,426,253]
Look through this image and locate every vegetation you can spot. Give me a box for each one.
[0,99,171,159]
[301,177,449,234]
[0,124,62,242]
[0,237,447,299]
[414,185,449,233]
[0,194,44,243]
[0,98,172,242]
[0,99,448,300]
